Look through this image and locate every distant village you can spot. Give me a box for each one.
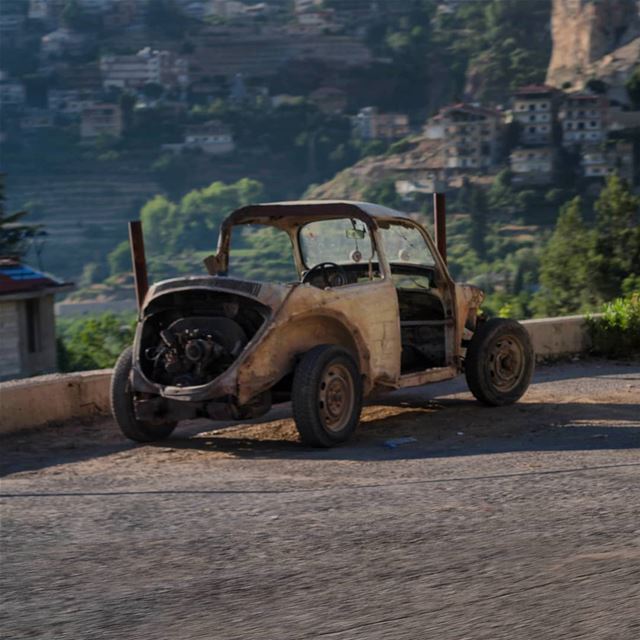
[2,1,639,193]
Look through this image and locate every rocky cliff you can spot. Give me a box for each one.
[546,0,640,93]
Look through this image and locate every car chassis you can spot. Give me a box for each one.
[112,197,534,447]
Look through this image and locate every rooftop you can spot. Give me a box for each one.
[0,257,74,298]
[224,200,413,228]
[514,84,558,96]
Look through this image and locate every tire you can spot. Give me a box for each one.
[465,318,534,406]
[111,346,176,442]
[292,345,363,447]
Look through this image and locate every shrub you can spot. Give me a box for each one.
[57,313,136,372]
[587,293,640,359]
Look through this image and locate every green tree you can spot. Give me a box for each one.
[57,313,135,371]
[140,194,178,254]
[534,197,594,315]
[457,183,488,260]
[363,177,401,209]
[591,174,640,301]
[0,175,45,257]
[107,240,131,277]
[626,65,640,109]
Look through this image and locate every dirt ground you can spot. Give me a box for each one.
[1,359,639,639]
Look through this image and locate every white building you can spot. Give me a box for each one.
[80,103,123,138]
[512,84,558,146]
[48,89,96,115]
[0,81,25,108]
[582,142,634,182]
[41,28,88,58]
[510,147,555,184]
[424,103,504,171]
[162,120,235,155]
[100,48,189,91]
[559,93,608,146]
[353,107,410,141]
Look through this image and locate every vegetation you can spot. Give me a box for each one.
[587,293,640,359]
[534,175,640,316]
[0,175,44,257]
[57,313,135,371]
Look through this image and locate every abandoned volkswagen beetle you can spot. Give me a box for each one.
[111,200,534,447]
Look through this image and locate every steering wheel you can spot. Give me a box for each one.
[302,262,349,288]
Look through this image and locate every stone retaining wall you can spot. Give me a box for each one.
[0,315,598,436]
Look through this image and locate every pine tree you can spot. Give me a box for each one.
[534,197,594,315]
[591,175,640,301]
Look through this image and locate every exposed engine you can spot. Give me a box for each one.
[145,316,248,387]
[139,290,269,388]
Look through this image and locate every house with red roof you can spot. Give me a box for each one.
[0,257,74,380]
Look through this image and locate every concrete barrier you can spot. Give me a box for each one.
[0,314,600,436]
[521,314,599,361]
[0,370,112,436]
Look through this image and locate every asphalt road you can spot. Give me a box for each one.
[1,360,639,639]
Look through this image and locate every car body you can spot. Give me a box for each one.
[112,200,533,446]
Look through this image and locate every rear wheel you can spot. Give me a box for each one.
[111,346,176,442]
[465,318,534,406]
[292,345,363,447]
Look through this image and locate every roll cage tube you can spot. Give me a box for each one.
[211,209,382,278]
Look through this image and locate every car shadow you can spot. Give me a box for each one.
[162,398,640,462]
[1,360,638,475]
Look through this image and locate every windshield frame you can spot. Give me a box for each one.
[296,216,380,271]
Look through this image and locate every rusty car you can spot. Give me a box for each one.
[111,198,534,447]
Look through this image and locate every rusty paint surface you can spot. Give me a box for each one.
[131,200,484,408]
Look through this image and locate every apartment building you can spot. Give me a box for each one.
[162,120,235,155]
[424,103,503,171]
[100,48,189,90]
[353,107,410,141]
[48,89,96,115]
[512,84,558,146]
[510,147,555,184]
[0,80,25,108]
[559,93,608,145]
[582,141,634,182]
[80,103,123,138]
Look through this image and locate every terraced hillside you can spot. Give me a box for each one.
[7,166,162,282]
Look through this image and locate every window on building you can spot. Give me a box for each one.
[529,126,535,133]
[25,298,41,353]
[529,104,535,111]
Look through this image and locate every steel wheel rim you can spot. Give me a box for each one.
[488,334,525,392]
[318,363,355,433]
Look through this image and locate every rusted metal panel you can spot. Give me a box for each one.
[433,192,447,265]
[128,221,149,312]
[130,199,485,410]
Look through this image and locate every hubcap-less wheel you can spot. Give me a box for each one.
[318,363,355,433]
[488,334,525,393]
[292,345,363,447]
[465,318,534,407]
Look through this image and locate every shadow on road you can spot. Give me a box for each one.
[1,360,638,475]
[162,399,640,461]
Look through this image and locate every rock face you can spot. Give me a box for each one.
[546,0,640,88]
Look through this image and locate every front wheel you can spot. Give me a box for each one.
[465,318,534,406]
[111,346,176,442]
[292,345,363,447]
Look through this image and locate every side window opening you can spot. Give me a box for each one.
[379,223,446,374]
[227,224,298,283]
